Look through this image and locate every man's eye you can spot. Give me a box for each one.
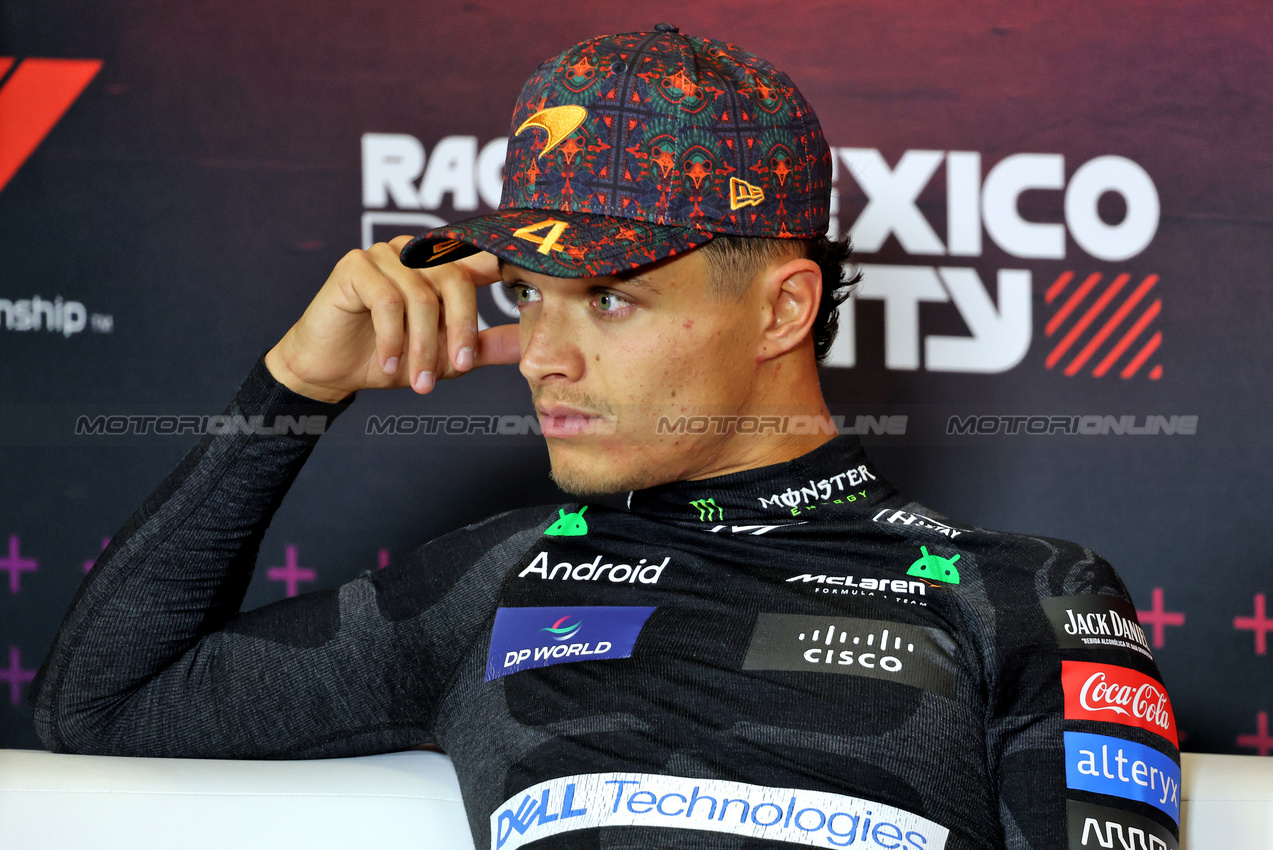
[595,292,630,313]
[507,284,540,304]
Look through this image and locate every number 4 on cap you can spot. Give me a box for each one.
[512,218,571,255]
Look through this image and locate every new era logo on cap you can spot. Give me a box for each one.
[401,26,831,278]
[729,177,765,210]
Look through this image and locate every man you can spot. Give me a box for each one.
[31,26,1180,850]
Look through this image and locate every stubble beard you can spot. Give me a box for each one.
[547,452,654,496]
[546,441,683,496]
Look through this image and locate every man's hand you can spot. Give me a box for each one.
[265,236,521,403]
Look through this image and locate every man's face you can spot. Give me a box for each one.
[502,248,767,496]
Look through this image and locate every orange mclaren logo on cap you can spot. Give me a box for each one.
[429,239,465,259]
[516,105,588,159]
[729,177,765,210]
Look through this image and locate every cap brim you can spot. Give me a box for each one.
[399,209,714,278]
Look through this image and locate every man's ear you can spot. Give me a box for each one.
[756,257,822,361]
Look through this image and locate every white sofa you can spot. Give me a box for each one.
[0,749,1268,848]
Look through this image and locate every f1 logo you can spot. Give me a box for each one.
[0,57,102,193]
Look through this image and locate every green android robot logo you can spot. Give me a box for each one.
[544,506,589,537]
[907,545,961,585]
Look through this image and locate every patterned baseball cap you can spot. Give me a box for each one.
[399,25,832,278]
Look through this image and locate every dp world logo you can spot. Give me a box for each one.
[541,616,581,641]
[485,606,655,681]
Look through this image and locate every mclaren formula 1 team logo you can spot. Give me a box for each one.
[516,104,588,158]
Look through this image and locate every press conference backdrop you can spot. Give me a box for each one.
[1,1,1269,756]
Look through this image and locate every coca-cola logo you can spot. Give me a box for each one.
[1079,671,1170,726]
[1062,661,1178,748]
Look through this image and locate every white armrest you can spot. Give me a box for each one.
[5,748,1273,849]
[1181,752,1273,849]
[0,748,474,850]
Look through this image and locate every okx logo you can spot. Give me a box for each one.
[485,606,655,681]
[690,498,723,521]
[0,58,101,192]
[1066,800,1177,850]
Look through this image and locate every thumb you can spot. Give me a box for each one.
[474,323,521,367]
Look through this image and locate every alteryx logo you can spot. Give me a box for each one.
[486,606,655,681]
[1064,731,1180,825]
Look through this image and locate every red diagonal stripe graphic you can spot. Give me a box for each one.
[1094,299,1161,377]
[1045,271,1073,305]
[1046,272,1102,337]
[0,58,102,193]
[1064,274,1158,376]
[1046,273,1129,370]
[1121,331,1162,379]
[0,58,15,80]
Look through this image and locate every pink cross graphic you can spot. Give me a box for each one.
[1237,711,1273,757]
[83,537,111,573]
[1235,593,1272,655]
[267,544,314,598]
[1137,587,1185,649]
[0,534,38,593]
[378,547,390,569]
[0,646,36,705]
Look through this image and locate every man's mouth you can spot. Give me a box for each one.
[535,404,614,438]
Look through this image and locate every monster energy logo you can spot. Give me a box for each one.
[691,498,723,522]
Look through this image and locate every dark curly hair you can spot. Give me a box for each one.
[698,234,861,362]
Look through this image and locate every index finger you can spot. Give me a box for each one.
[449,249,501,286]
[387,235,502,287]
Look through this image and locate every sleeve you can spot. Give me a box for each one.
[984,538,1181,850]
[29,353,522,760]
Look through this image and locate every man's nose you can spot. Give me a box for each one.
[518,303,585,385]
